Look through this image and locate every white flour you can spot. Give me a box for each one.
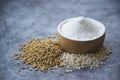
[60,17,105,41]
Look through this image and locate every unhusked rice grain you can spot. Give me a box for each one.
[18,39,64,72]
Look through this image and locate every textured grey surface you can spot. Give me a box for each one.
[0,0,120,80]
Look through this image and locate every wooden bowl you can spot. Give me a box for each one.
[57,17,106,54]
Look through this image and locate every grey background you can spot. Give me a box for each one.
[0,0,120,80]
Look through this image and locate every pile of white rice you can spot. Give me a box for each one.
[61,46,111,69]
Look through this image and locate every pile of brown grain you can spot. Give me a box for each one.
[17,38,64,72]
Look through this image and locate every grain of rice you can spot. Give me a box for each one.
[61,46,111,69]
[13,38,111,72]
[16,38,64,72]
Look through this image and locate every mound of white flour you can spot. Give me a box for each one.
[60,17,105,41]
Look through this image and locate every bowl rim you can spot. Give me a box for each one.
[57,17,106,42]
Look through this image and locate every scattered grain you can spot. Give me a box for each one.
[20,66,26,70]
[50,69,54,73]
[29,69,33,71]
[59,72,63,75]
[109,65,112,67]
[34,69,39,71]
[6,40,10,44]
[16,62,20,65]
[65,69,72,73]
[13,53,20,60]
[17,69,21,72]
